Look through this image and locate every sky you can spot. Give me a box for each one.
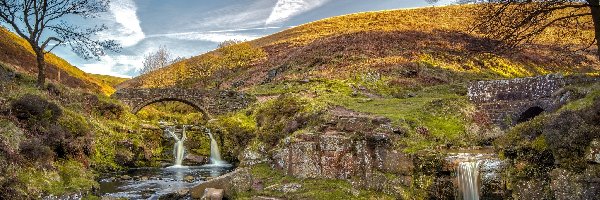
[51,0,452,78]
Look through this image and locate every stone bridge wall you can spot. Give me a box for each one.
[112,88,256,117]
[468,74,599,128]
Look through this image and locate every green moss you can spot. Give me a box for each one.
[18,160,97,197]
[531,135,548,152]
[560,82,600,111]
[0,119,24,151]
[254,94,326,146]
[59,110,92,137]
[338,85,471,152]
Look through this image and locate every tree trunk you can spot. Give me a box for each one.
[35,50,46,88]
[589,0,600,59]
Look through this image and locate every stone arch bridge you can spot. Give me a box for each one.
[468,74,599,129]
[112,88,256,118]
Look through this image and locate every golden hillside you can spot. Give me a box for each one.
[0,26,120,95]
[120,5,599,90]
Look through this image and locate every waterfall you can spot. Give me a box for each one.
[166,126,187,167]
[206,130,226,165]
[457,160,482,200]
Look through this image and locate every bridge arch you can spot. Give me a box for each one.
[112,88,256,117]
[131,97,210,118]
[516,106,544,124]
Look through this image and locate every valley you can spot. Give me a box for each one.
[1,3,600,200]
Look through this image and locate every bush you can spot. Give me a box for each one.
[94,101,124,119]
[19,139,55,167]
[500,97,600,172]
[209,112,257,158]
[255,94,324,146]
[544,110,600,171]
[10,94,62,124]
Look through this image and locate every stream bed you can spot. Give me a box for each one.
[98,164,233,199]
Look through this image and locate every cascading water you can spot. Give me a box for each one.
[206,130,226,165]
[165,126,187,167]
[457,160,482,200]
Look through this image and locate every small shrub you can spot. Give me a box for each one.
[255,94,325,146]
[210,112,257,157]
[114,148,134,167]
[10,94,62,123]
[19,139,55,167]
[45,83,62,96]
[95,101,124,119]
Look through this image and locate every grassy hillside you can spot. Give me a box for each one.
[86,73,129,88]
[120,5,599,90]
[117,4,600,155]
[0,26,119,95]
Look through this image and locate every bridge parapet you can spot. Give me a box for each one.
[468,74,599,128]
[112,88,256,117]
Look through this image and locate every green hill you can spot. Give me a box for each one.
[0,26,121,95]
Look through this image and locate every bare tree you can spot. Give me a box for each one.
[0,0,120,87]
[429,1,599,57]
[139,45,183,75]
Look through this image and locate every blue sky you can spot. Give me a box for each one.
[51,0,452,78]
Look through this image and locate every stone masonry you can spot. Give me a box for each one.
[467,74,599,128]
[112,88,256,117]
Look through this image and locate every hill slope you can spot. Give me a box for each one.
[0,26,120,95]
[119,5,599,90]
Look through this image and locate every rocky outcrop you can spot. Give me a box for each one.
[269,107,410,181]
[190,168,252,199]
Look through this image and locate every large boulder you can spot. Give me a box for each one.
[201,188,223,200]
[190,168,252,199]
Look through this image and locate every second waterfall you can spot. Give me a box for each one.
[206,130,228,166]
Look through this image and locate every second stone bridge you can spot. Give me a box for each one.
[112,88,256,118]
[468,74,599,129]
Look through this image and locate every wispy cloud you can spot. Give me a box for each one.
[104,0,145,47]
[147,27,284,43]
[80,54,143,78]
[266,0,330,25]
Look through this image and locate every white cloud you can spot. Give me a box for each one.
[149,32,261,43]
[266,0,330,25]
[104,0,145,47]
[80,55,143,78]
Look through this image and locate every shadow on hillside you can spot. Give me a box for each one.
[239,30,598,86]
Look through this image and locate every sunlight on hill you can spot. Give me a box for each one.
[121,5,598,90]
[0,27,117,95]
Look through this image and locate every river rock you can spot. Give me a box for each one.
[184,175,195,183]
[120,175,131,180]
[201,188,223,200]
[185,154,208,165]
[158,189,189,200]
[277,183,302,193]
[190,168,252,199]
[141,176,149,181]
[239,141,269,166]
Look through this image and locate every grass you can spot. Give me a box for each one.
[123,4,598,91]
[559,82,600,111]
[86,73,129,88]
[235,164,396,200]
